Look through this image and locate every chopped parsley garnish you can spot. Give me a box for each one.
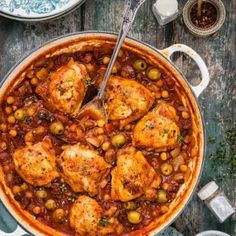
[60,183,67,192]
[146,120,154,129]
[99,217,109,227]
[86,79,93,87]
[177,134,184,144]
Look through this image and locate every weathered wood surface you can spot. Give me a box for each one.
[0,0,235,235]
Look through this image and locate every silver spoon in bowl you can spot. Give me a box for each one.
[78,0,146,121]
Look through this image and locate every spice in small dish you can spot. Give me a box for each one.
[190,2,217,29]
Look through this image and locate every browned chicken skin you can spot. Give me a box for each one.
[106,76,154,128]
[70,195,123,236]
[58,144,111,196]
[12,137,59,186]
[133,103,180,151]
[111,147,161,202]
[36,59,89,117]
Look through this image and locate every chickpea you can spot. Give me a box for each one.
[27,107,36,116]
[14,109,26,121]
[161,90,169,98]
[156,79,164,87]
[7,96,15,105]
[97,119,105,127]
[21,183,28,191]
[33,206,41,215]
[50,121,64,135]
[111,134,126,148]
[118,50,123,57]
[102,142,110,151]
[25,191,33,199]
[157,189,168,203]
[26,69,35,79]
[45,199,56,210]
[147,68,161,81]
[182,111,190,119]
[52,209,65,222]
[36,189,48,199]
[160,205,169,214]
[160,152,167,161]
[0,142,7,151]
[5,106,12,114]
[124,201,137,210]
[180,164,188,172]
[103,56,110,65]
[133,59,147,71]
[160,163,173,176]
[127,211,142,224]
[25,131,34,143]
[36,68,48,80]
[12,185,21,195]
[162,183,169,190]
[9,129,17,137]
[7,116,15,124]
[31,77,39,86]
[34,126,45,135]
[0,124,7,131]
[112,66,118,74]
[12,106,17,111]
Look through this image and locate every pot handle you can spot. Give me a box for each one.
[0,225,28,236]
[160,44,209,98]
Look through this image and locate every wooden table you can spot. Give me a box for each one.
[0,0,235,235]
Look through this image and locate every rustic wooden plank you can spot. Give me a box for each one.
[171,0,236,235]
[0,0,235,235]
[0,10,82,82]
[83,0,167,48]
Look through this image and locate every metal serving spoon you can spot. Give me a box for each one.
[78,0,146,121]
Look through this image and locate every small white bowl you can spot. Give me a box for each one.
[196,230,231,236]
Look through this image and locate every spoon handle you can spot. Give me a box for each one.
[98,0,146,99]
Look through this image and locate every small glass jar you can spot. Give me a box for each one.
[152,0,179,26]
[198,181,235,223]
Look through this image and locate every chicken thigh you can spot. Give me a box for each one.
[111,147,161,202]
[36,59,89,117]
[70,195,122,236]
[58,144,111,196]
[133,103,180,151]
[13,138,59,186]
[106,76,154,128]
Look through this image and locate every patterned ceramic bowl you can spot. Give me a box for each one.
[183,0,226,37]
[0,0,85,22]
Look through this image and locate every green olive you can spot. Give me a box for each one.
[127,211,142,224]
[157,189,168,203]
[147,68,161,80]
[111,134,126,148]
[124,201,137,210]
[50,121,64,135]
[160,163,173,176]
[36,190,47,199]
[45,199,56,210]
[52,208,65,222]
[133,59,147,71]
[14,109,26,120]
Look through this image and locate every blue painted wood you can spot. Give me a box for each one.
[0,0,235,235]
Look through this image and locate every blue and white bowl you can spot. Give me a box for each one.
[0,0,85,21]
